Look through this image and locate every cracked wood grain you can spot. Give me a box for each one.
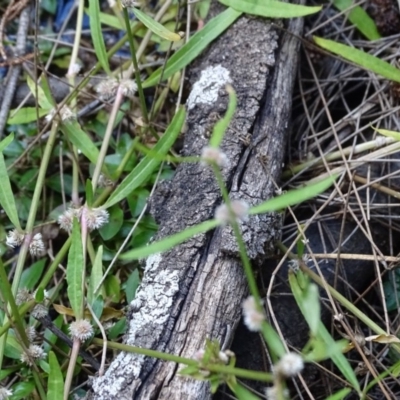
[90,4,303,400]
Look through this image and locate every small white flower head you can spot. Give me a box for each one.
[45,105,75,123]
[119,79,138,98]
[275,352,304,378]
[57,207,83,232]
[20,344,46,366]
[25,326,37,342]
[96,78,119,100]
[121,0,141,7]
[16,288,33,305]
[193,349,205,362]
[66,63,82,78]
[201,146,229,168]
[215,200,249,225]
[264,386,289,400]
[69,319,94,342]
[83,207,109,231]
[29,233,46,257]
[108,0,117,7]
[242,296,265,332]
[6,229,25,248]
[218,351,229,364]
[0,387,12,400]
[31,303,49,319]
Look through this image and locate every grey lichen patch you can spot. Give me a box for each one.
[187,65,232,110]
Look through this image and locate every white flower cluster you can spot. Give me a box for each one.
[242,296,265,332]
[6,230,46,257]
[69,319,94,342]
[57,206,109,232]
[96,78,138,100]
[20,344,46,366]
[215,200,249,225]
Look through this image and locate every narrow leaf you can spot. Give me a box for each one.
[143,8,241,88]
[104,107,186,209]
[314,36,400,83]
[132,8,181,41]
[47,351,64,399]
[250,175,337,215]
[67,219,84,319]
[120,219,219,260]
[89,0,111,74]
[7,107,50,125]
[333,0,380,40]
[26,76,54,109]
[0,152,21,229]
[325,388,352,400]
[374,128,400,142]
[219,0,321,18]
[0,133,14,153]
[88,245,104,305]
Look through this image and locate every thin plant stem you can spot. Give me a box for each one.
[64,338,81,400]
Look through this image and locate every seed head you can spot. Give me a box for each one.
[275,352,304,377]
[0,387,12,400]
[215,200,249,225]
[6,229,25,248]
[119,79,138,98]
[201,146,228,168]
[242,296,265,332]
[20,344,46,366]
[45,105,76,123]
[83,207,109,231]
[69,319,94,342]
[31,304,49,319]
[16,288,33,305]
[26,326,37,342]
[66,63,81,79]
[29,233,46,257]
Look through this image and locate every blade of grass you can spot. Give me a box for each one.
[104,107,186,209]
[314,36,400,83]
[132,7,181,41]
[142,7,241,88]
[47,352,64,399]
[89,0,111,74]
[219,0,321,18]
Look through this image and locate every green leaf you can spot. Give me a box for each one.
[230,382,261,400]
[47,351,64,399]
[108,317,127,339]
[250,175,337,215]
[120,219,219,260]
[20,259,46,290]
[132,7,181,41]
[219,0,321,18]
[89,0,111,74]
[325,388,352,400]
[0,152,21,230]
[104,107,186,209]
[86,179,94,207]
[143,8,241,88]
[209,85,236,148]
[0,133,14,152]
[67,219,84,319]
[7,107,50,125]
[88,245,103,305]
[125,268,140,303]
[314,36,400,83]
[260,322,286,359]
[99,205,124,240]
[10,380,35,400]
[374,128,400,142]
[60,120,103,169]
[333,0,380,41]
[27,75,54,109]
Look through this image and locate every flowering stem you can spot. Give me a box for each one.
[92,87,124,193]
[122,8,149,125]
[64,338,81,400]
[91,338,273,381]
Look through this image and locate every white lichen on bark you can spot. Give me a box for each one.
[187,65,232,110]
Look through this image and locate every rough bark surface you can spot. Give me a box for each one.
[91,5,303,400]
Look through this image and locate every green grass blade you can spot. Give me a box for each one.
[67,219,84,319]
[314,36,400,83]
[132,7,181,41]
[219,0,321,18]
[60,120,103,168]
[249,175,337,215]
[325,388,352,400]
[333,0,380,40]
[7,108,50,125]
[89,0,111,74]
[120,219,219,260]
[88,245,103,305]
[142,8,241,88]
[0,138,21,230]
[0,133,14,152]
[209,85,237,148]
[104,107,186,209]
[47,351,64,399]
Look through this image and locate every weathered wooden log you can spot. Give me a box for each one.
[90,3,303,399]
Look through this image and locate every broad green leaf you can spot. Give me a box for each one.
[333,0,380,40]
[314,36,400,83]
[89,0,111,74]
[0,133,14,153]
[67,219,84,319]
[88,245,104,305]
[143,8,241,88]
[27,75,54,109]
[47,351,64,399]
[20,259,46,290]
[108,317,127,339]
[132,7,181,41]
[99,205,123,240]
[10,380,35,400]
[7,107,50,125]
[209,85,236,148]
[0,152,21,230]
[120,219,219,260]
[60,120,104,171]
[104,107,186,208]
[125,268,140,303]
[220,0,321,18]
[250,175,337,215]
